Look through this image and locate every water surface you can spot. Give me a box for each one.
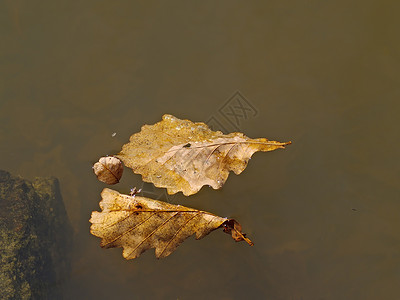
[1,1,399,299]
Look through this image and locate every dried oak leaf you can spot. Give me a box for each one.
[89,188,253,260]
[117,114,291,196]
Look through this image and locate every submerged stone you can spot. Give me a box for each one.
[0,170,73,299]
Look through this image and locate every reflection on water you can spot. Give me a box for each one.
[1,1,399,299]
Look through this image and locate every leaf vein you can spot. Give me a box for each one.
[126,211,180,259]
[158,211,200,257]
[101,212,155,247]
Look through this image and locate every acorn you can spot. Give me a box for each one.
[93,156,123,184]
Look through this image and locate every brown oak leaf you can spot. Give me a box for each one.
[89,188,253,260]
[117,114,290,196]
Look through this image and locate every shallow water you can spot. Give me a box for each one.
[1,1,399,299]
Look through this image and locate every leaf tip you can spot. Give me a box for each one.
[221,219,254,246]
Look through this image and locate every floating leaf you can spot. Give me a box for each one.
[93,156,123,185]
[117,114,290,196]
[89,188,253,260]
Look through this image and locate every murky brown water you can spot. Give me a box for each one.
[1,1,399,299]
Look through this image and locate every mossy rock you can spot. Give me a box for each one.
[0,170,73,299]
